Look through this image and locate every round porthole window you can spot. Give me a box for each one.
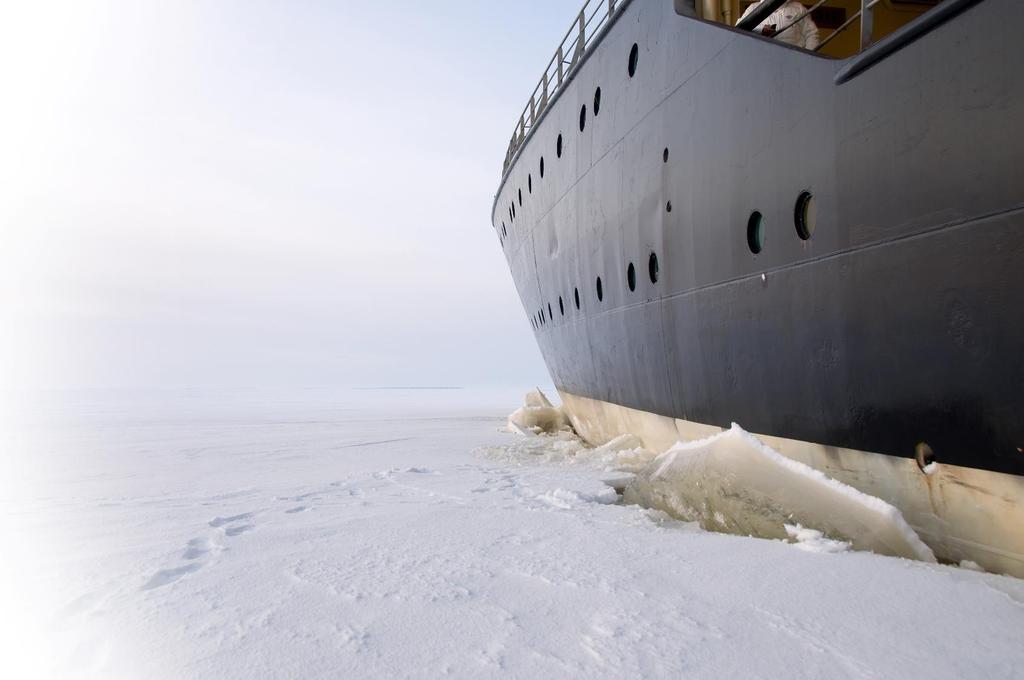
[628,43,639,77]
[596,276,603,301]
[747,211,764,255]
[649,252,659,284]
[627,262,636,291]
[594,87,602,116]
[557,134,563,158]
[795,191,817,240]
[574,287,580,309]
[579,105,587,132]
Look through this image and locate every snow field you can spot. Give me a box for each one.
[3,389,1024,679]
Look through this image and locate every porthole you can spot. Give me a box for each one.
[627,262,636,292]
[574,287,580,309]
[528,174,532,193]
[649,252,659,283]
[540,157,545,178]
[794,191,817,240]
[628,43,639,77]
[747,211,764,255]
[596,276,603,301]
[559,296,564,316]
[579,105,587,132]
[518,189,522,206]
[556,134,563,158]
[593,87,602,116]
[548,303,553,321]
[663,148,669,163]
[666,201,672,213]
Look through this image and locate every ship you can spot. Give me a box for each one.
[491,0,1024,576]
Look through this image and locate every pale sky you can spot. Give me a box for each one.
[0,0,582,390]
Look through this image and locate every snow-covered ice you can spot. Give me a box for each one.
[3,388,1024,679]
[625,424,936,563]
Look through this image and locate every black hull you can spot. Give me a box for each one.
[492,0,1024,477]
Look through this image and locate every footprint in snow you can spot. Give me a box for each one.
[224,524,254,536]
[209,512,253,528]
[142,563,201,591]
[182,537,214,560]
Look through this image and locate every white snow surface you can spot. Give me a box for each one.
[3,388,1024,679]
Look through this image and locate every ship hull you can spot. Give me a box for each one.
[493,0,1024,573]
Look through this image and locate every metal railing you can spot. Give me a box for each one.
[502,0,628,175]
[815,0,883,52]
[740,0,884,53]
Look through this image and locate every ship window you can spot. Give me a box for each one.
[559,296,564,315]
[548,303,553,321]
[574,287,580,309]
[579,105,587,132]
[628,43,638,77]
[663,148,669,163]
[649,252,659,283]
[593,87,602,116]
[794,191,817,240]
[596,276,603,301]
[666,201,672,213]
[747,211,764,254]
[540,157,545,178]
[518,189,522,206]
[528,174,532,193]
[512,202,516,218]
[627,262,636,292]
[557,134,563,158]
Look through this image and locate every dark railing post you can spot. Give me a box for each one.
[860,0,875,50]
[576,10,585,60]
